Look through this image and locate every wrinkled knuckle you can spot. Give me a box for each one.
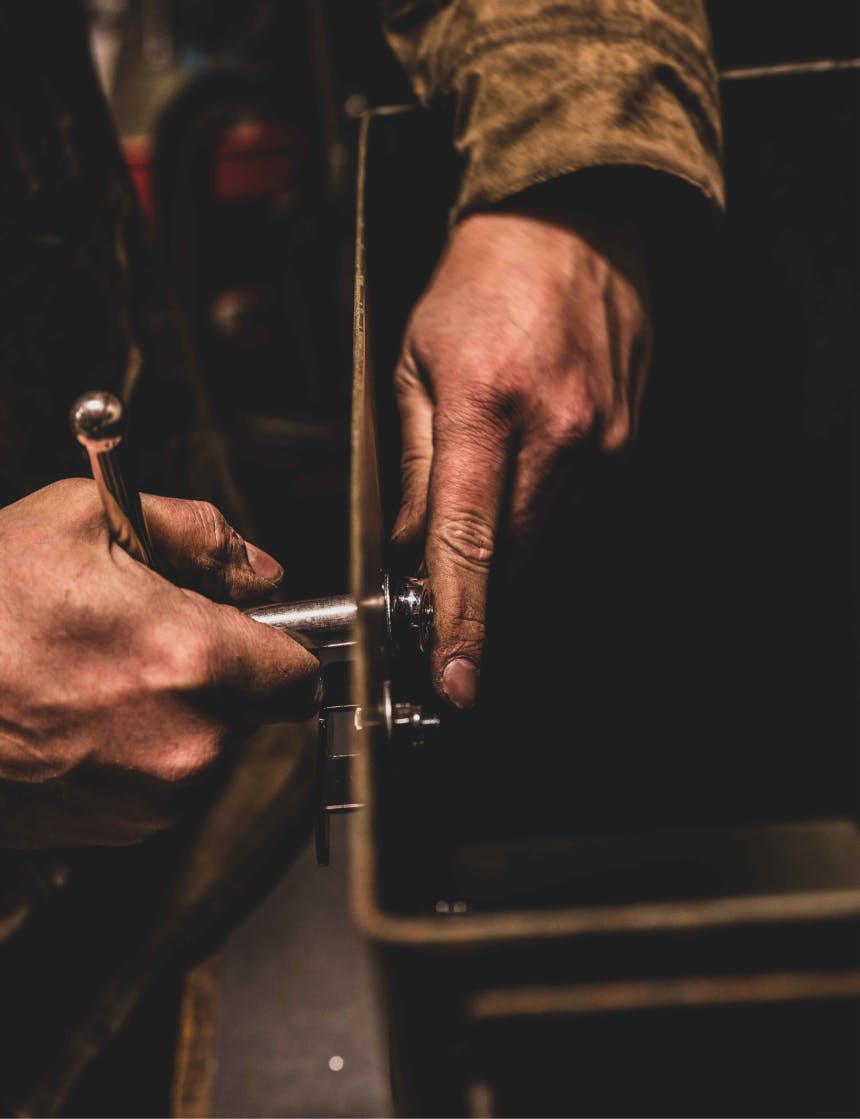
[401,444,430,469]
[394,356,423,399]
[449,376,521,434]
[482,382,522,427]
[548,396,598,450]
[433,513,495,572]
[400,446,431,490]
[191,501,233,566]
[449,609,486,649]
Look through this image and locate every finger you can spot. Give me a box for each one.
[194,596,323,723]
[425,398,514,708]
[508,436,565,556]
[141,496,284,603]
[392,354,434,545]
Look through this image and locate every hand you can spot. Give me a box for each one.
[0,479,320,847]
[392,207,651,708]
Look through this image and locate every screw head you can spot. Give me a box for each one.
[390,577,434,655]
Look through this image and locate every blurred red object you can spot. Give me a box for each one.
[122,134,155,220]
[122,119,305,224]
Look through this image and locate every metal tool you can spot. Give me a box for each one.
[244,573,432,665]
[71,390,437,862]
[71,391,157,568]
[70,390,433,662]
[245,595,357,661]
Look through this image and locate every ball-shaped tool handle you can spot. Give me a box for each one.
[70,389,156,568]
[70,390,126,449]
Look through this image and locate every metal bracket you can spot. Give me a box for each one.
[313,692,441,865]
[315,705,362,866]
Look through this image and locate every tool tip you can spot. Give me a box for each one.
[70,390,126,445]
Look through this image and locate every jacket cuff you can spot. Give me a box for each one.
[383,4,724,223]
[452,34,722,221]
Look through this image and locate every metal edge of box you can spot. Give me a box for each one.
[346,107,860,953]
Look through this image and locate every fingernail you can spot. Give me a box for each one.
[391,502,412,542]
[245,542,283,584]
[442,657,479,709]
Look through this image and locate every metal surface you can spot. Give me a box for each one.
[247,580,433,666]
[384,575,433,657]
[348,114,402,757]
[247,596,357,663]
[388,703,440,748]
[315,706,363,866]
[70,390,157,568]
[213,814,392,1119]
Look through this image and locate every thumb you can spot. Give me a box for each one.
[197,597,323,724]
[141,496,284,604]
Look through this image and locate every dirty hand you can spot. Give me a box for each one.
[0,479,320,846]
[392,207,651,709]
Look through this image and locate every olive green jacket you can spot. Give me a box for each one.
[379,0,724,221]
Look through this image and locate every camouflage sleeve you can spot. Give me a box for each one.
[377,0,724,221]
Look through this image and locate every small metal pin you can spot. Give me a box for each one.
[70,390,157,569]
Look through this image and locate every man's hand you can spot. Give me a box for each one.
[0,479,320,847]
[392,208,651,708]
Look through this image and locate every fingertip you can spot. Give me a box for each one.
[309,668,326,715]
[391,503,422,546]
[279,642,323,721]
[244,542,284,586]
[391,497,429,548]
[252,620,323,721]
[441,656,479,709]
[290,637,323,683]
[391,502,412,542]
